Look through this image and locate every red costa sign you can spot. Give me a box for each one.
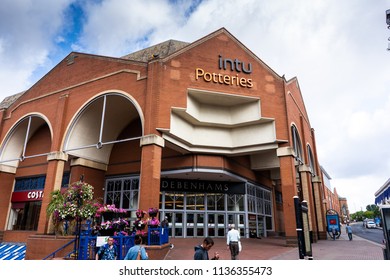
[11,190,44,202]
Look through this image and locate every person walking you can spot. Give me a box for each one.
[346,223,353,241]
[194,237,220,260]
[124,235,149,260]
[226,224,240,260]
[331,227,338,240]
[95,236,118,260]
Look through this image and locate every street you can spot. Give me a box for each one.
[351,222,385,244]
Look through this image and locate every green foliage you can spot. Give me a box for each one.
[46,190,65,217]
[366,204,381,217]
[350,204,381,221]
[364,210,374,219]
[47,180,100,224]
[350,210,364,221]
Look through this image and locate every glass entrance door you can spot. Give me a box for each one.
[207,213,226,237]
[186,213,205,237]
[228,213,245,236]
[168,212,183,237]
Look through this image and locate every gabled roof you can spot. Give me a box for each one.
[1,28,283,109]
[121,39,190,62]
[0,91,25,110]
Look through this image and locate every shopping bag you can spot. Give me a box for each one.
[238,241,242,252]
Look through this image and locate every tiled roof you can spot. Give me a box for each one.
[121,39,190,62]
[0,91,25,110]
[0,40,190,108]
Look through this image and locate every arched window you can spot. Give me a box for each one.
[291,125,303,163]
[307,145,316,176]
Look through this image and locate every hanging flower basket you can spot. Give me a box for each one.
[96,204,127,220]
[134,219,146,230]
[99,228,116,236]
[47,180,100,235]
[148,216,160,228]
[102,212,115,221]
[136,209,147,219]
[148,207,159,217]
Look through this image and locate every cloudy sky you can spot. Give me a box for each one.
[1,0,389,213]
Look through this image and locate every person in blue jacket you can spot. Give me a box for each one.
[124,235,148,260]
[194,237,219,260]
[95,237,118,260]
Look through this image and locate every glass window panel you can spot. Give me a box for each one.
[266,216,273,230]
[256,189,263,199]
[227,195,235,211]
[186,194,196,210]
[264,191,271,201]
[175,194,184,210]
[258,200,264,214]
[114,180,122,191]
[187,228,194,236]
[216,194,224,211]
[174,213,183,237]
[131,179,139,190]
[107,181,114,192]
[187,213,194,223]
[207,195,216,211]
[196,195,205,210]
[122,192,130,209]
[165,194,174,209]
[237,195,244,211]
[123,179,131,190]
[197,213,204,223]
[130,191,138,209]
[265,201,272,215]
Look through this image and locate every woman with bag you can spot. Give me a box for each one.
[124,235,149,260]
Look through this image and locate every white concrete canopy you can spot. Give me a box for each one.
[159,88,281,156]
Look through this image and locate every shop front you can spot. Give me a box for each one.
[7,176,45,231]
[158,178,272,238]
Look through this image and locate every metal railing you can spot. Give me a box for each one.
[148,226,169,245]
[44,225,169,260]
[78,234,135,260]
[43,238,76,260]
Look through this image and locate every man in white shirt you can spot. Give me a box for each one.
[226,224,240,260]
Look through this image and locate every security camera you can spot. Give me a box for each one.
[387,9,390,25]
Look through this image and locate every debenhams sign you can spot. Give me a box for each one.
[161,178,245,194]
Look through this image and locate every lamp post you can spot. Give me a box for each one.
[294,196,305,259]
[74,174,84,259]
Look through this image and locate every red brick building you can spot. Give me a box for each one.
[321,166,350,223]
[0,28,329,258]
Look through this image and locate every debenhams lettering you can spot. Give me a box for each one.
[161,180,229,192]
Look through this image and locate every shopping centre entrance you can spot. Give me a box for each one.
[162,211,246,238]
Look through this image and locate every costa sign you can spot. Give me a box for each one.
[11,190,44,202]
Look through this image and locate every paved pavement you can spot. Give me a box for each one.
[164,225,385,260]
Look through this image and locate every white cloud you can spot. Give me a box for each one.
[0,0,74,96]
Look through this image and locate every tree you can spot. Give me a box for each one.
[366,204,380,218]
[350,210,364,221]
